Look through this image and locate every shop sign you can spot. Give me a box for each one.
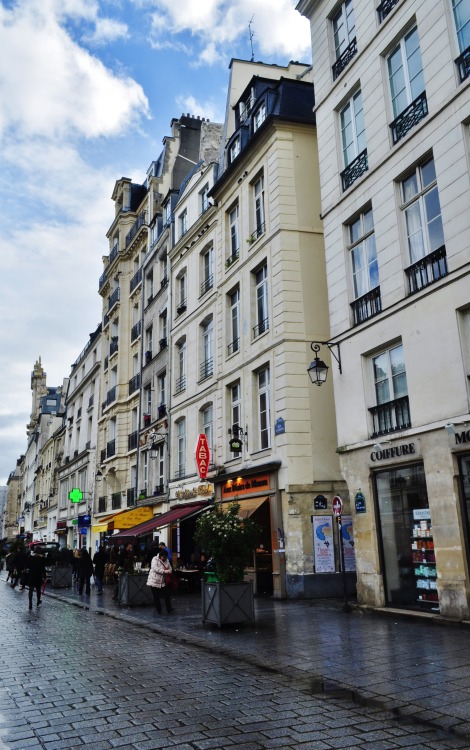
[314,494,328,510]
[221,474,270,497]
[195,434,210,480]
[355,492,366,513]
[69,488,83,503]
[413,509,431,521]
[229,437,243,452]
[340,515,356,572]
[175,484,213,500]
[113,506,153,529]
[455,429,470,445]
[78,514,91,527]
[312,516,335,573]
[71,519,78,526]
[370,443,416,461]
[56,520,67,530]
[274,417,285,435]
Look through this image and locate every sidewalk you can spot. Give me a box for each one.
[31,577,470,741]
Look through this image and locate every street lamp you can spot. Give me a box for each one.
[307,341,342,386]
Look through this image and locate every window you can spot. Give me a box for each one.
[179,210,188,238]
[176,274,187,314]
[146,270,154,303]
[257,367,271,450]
[200,319,213,380]
[253,176,265,239]
[388,27,427,143]
[143,384,152,422]
[254,264,269,337]
[401,158,447,292]
[229,137,240,163]
[145,326,153,358]
[348,208,381,324]
[157,372,166,415]
[160,257,168,286]
[159,311,168,348]
[231,382,242,458]
[340,90,367,189]
[201,247,214,295]
[164,201,171,225]
[176,341,186,393]
[228,288,240,355]
[332,0,356,78]
[155,443,165,490]
[200,184,209,213]
[228,204,240,263]
[369,344,410,436]
[253,101,267,131]
[176,419,186,478]
[202,405,213,453]
[453,0,470,81]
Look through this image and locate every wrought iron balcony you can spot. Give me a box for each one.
[106,386,116,405]
[250,222,266,242]
[455,44,470,83]
[160,275,168,289]
[253,317,269,338]
[369,395,411,438]
[173,468,186,480]
[130,267,142,293]
[128,431,138,451]
[107,439,116,458]
[226,251,239,268]
[131,320,141,342]
[175,375,186,394]
[200,274,214,296]
[98,496,107,513]
[108,287,120,312]
[100,449,106,464]
[377,0,400,23]
[351,286,382,326]
[390,92,428,145]
[145,350,152,363]
[228,338,240,355]
[176,301,187,316]
[103,313,109,329]
[125,210,147,248]
[110,337,118,356]
[341,149,368,191]
[127,488,135,507]
[158,404,167,419]
[332,38,357,80]
[200,358,213,381]
[406,246,447,294]
[99,271,107,290]
[159,337,167,351]
[153,484,165,496]
[109,244,119,264]
[111,491,121,510]
[128,373,140,395]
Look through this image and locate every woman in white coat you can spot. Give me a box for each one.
[146,549,174,614]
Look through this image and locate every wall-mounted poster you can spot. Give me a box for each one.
[312,515,335,573]
[341,515,356,572]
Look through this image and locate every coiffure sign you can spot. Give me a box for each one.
[370,443,416,462]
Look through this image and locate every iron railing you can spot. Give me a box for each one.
[253,317,269,338]
[390,92,428,144]
[108,287,120,312]
[351,286,382,326]
[369,396,411,437]
[200,358,213,380]
[455,44,470,83]
[106,439,116,458]
[125,210,147,248]
[341,149,368,191]
[128,431,138,451]
[332,38,357,80]
[129,373,140,395]
[200,275,214,296]
[406,246,447,294]
[377,0,400,23]
[228,338,240,355]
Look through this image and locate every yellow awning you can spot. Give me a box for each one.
[92,523,108,533]
[94,505,153,531]
[221,497,268,518]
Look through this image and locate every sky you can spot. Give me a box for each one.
[0,0,311,485]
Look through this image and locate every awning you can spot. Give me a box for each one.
[95,505,153,532]
[111,502,209,540]
[92,523,109,533]
[221,497,268,518]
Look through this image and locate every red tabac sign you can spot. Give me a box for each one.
[195,434,210,480]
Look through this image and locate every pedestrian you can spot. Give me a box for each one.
[72,547,81,581]
[77,549,94,596]
[159,541,173,564]
[26,547,46,610]
[93,546,107,595]
[5,550,15,582]
[10,545,28,589]
[146,550,174,614]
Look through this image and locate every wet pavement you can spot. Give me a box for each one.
[9,573,470,744]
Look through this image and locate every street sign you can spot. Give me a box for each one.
[332,496,343,516]
[195,434,210,480]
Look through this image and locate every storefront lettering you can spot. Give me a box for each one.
[222,476,269,496]
[370,443,416,461]
[175,484,213,500]
[455,430,470,445]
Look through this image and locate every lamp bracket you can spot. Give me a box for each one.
[310,341,342,374]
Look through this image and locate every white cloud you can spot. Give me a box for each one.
[175,94,224,124]
[83,17,129,45]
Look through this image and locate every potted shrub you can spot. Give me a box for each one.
[194,502,260,626]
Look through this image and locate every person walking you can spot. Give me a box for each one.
[93,546,107,595]
[10,545,28,589]
[26,547,46,610]
[72,547,81,581]
[77,549,94,596]
[146,550,174,614]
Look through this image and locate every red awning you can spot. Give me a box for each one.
[110,502,209,540]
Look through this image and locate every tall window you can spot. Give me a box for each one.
[159,311,168,347]
[145,325,153,357]
[229,288,240,354]
[229,137,240,163]
[254,265,269,337]
[258,367,271,450]
[231,382,242,458]
[349,208,379,296]
[253,102,267,131]
[146,270,154,302]
[177,419,186,478]
[179,210,188,238]
[452,0,470,54]
[200,184,209,213]
[388,27,426,143]
[143,384,152,419]
[158,372,166,410]
[201,320,213,379]
[176,341,186,393]
[253,175,265,238]
[201,247,214,295]
[401,158,445,263]
[333,0,355,60]
[370,344,410,436]
[177,274,187,313]
[156,443,165,489]
[229,204,240,260]
[202,405,213,453]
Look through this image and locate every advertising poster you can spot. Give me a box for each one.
[312,515,335,573]
[341,515,356,572]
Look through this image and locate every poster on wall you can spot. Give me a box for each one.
[312,515,335,573]
[340,515,356,572]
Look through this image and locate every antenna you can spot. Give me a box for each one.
[248,16,255,62]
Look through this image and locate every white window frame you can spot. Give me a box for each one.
[257,367,271,450]
[200,184,209,213]
[452,0,470,54]
[179,209,188,238]
[255,264,269,335]
[230,287,240,353]
[254,176,265,236]
[387,27,425,119]
[229,204,240,259]
[231,382,242,458]
[400,158,444,264]
[348,208,379,299]
[332,0,355,60]
[202,405,213,453]
[340,90,366,168]
[253,101,267,131]
[177,419,186,477]
[372,344,408,406]
[229,137,240,163]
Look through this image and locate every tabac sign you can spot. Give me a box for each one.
[195,434,210,480]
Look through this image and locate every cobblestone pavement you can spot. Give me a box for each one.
[1,580,470,749]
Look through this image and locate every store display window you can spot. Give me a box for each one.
[375,463,438,610]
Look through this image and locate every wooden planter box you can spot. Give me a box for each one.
[50,566,73,588]
[118,572,153,606]
[202,581,255,627]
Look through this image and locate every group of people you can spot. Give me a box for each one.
[5,544,48,610]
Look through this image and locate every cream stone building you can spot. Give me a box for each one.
[298,0,470,617]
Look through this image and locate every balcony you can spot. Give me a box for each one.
[98,496,107,513]
[351,287,382,326]
[111,491,122,510]
[455,44,470,83]
[131,320,141,342]
[228,338,239,355]
[332,38,357,80]
[129,373,140,395]
[108,287,120,312]
[390,92,428,145]
[173,468,186,480]
[250,222,265,243]
[159,337,167,351]
[106,386,116,405]
[128,431,138,451]
[110,337,119,356]
[143,414,151,427]
[176,301,187,316]
[145,350,152,364]
[107,439,116,458]
[125,210,147,248]
[253,317,269,338]
[158,403,167,419]
[109,244,119,264]
[200,275,214,296]
[160,276,168,289]
[103,313,109,329]
[199,358,213,381]
[341,149,368,191]
[369,396,411,438]
[175,375,186,394]
[153,484,165,496]
[130,268,142,293]
[98,271,107,290]
[226,251,239,268]
[406,246,447,294]
[377,0,400,23]
[100,449,106,464]
[127,488,135,507]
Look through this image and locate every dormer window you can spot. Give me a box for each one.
[253,102,267,132]
[229,138,240,163]
[164,202,171,225]
[239,88,254,122]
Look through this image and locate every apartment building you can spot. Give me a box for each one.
[298,0,470,617]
